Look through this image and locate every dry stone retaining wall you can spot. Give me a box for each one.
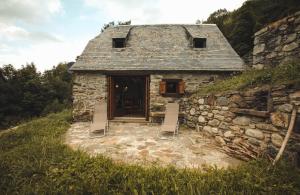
[253,11,300,69]
[182,84,300,161]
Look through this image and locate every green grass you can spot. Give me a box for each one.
[198,61,300,95]
[0,110,300,194]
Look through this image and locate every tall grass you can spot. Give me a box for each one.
[198,61,300,94]
[0,110,299,194]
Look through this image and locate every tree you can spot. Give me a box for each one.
[0,63,73,129]
[204,0,300,59]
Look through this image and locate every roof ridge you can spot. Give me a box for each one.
[112,24,217,28]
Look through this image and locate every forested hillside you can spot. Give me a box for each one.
[0,63,73,129]
[205,0,300,62]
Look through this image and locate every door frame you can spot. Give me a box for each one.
[107,75,150,120]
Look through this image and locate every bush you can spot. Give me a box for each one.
[0,110,299,194]
[42,99,68,116]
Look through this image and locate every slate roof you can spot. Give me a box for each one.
[70,24,244,71]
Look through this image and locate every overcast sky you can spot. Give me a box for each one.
[0,0,246,71]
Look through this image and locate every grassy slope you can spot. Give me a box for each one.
[198,61,300,95]
[0,110,299,194]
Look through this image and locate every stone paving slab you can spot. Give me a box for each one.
[65,122,242,169]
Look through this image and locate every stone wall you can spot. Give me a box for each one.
[149,73,228,121]
[253,11,300,69]
[183,84,300,161]
[73,72,107,121]
[72,72,230,121]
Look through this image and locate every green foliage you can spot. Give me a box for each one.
[204,0,300,57]
[198,61,300,94]
[0,111,300,194]
[0,63,72,130]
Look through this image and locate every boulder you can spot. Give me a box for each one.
[282,42,298,52]
[289,91,300,100]
[256,123,278,132]
[201,111,208,116]
[248,138,261,146]
[221,106,229,111]
[198,116,206,123]
[208,119,220,127]
[233,138,243,144]
[271,133,283,147]
[277,104,293,113]
[249,124,256,129]
[245,129,265,140]
[224,131,235,138]
[253,64,264,70]
[215,136,226,145]
[211,128,219,134]
[253,43,265,55]
[219,122,229,130]
[207,113,214,118]
[190,108,196,115]
[198,98,205,105]
[216,97,229,106]
[233,116,251,126]
[203,126,212,133]
[285,33,297,43]
[214,114,225,121]
[271,112,289,128]
[229,125,240,131]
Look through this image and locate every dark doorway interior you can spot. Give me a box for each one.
[113,76,146,117]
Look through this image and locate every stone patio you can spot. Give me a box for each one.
[65,122,242,169]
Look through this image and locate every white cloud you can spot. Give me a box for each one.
[0,22,60,43]
[0,37,88,71]
[0,0,65,70]
[84,0,161,23]
[83,0,245,24]
[0,0,64,24]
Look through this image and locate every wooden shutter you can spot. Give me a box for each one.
[159,81,166,95]
[178,80,185,95]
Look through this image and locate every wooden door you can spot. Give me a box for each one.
[107,76,115,120]
[145,76,150,121]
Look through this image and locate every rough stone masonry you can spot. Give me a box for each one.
[253,11,300,69]
[182,84,300,161]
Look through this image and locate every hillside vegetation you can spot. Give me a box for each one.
[198,61,300,95]
[0,63,72,130]
[205,0,300,59]
[0,111,300,194]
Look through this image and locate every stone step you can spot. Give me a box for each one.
[110,117,149,124]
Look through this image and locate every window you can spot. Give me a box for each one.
[112,38,126,48]
[193,38,206,48]
[159,79,185,96]
[166,81,178,94]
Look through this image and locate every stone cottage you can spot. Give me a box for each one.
[70,24,244,121]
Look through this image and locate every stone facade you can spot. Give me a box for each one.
[73,72,106,121]
[72,72,229,121]
[183,84,300,161]
[149,73,228,120]
[253,11,300,69]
